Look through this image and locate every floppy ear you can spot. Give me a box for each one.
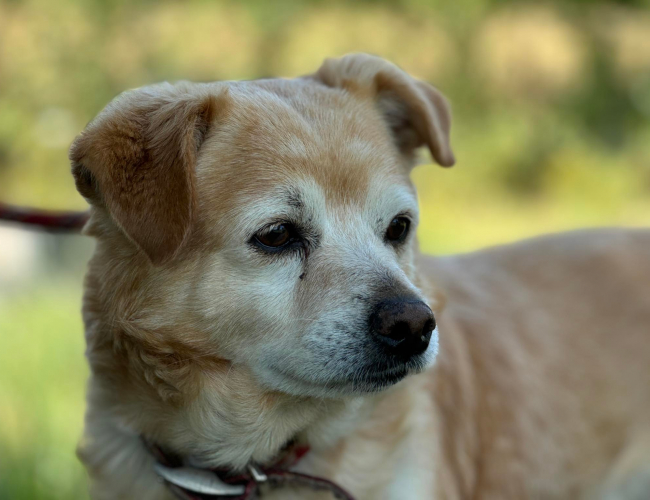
[314,53,455,167]
[70,84,219,264]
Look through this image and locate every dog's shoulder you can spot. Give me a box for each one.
[419,227,650,297]
[417,229,650,499]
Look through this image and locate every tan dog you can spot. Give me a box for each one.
[70,53,650,499]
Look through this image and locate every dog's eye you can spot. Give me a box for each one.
[385,216,410,244]
[254,223,295,249]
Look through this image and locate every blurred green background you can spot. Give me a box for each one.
[0,0,649,498]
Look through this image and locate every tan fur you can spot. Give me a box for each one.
[71,54,650,499]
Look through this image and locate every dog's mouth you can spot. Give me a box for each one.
[266,356,427,396]
[348,365,411,392]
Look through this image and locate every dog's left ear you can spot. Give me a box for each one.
[313,53,455,167]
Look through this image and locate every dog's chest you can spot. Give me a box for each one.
[281,382,438,500]
[266,437,435,500]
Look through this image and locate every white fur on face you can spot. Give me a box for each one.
[195,172,439,399]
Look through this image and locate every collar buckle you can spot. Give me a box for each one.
[154,462,246,496]
[247,464,268,484]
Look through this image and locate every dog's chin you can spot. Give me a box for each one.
[261,353,434,399]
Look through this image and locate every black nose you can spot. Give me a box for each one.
[369,298,436,358]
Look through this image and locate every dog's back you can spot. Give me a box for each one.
[420,228,650,499]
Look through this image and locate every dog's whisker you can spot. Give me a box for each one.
[224,362,235,380]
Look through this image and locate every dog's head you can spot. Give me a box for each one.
[71,54,453,402]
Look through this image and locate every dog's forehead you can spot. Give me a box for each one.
[195,78,413,229]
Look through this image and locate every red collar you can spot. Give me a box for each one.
[146,440,356,500]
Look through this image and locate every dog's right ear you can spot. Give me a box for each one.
[70,84,221,264]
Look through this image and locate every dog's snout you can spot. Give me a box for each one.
[369,299,435,358]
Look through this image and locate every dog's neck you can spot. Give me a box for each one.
[81,312,445,500]
[80,369,406,500]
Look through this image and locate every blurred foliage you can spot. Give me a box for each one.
[1,0,649,217]
[0,0,649,498]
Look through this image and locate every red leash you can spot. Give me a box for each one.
[0,203,88,232]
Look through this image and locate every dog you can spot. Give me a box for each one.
[70,53,650,499]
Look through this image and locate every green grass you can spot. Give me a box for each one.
[0,283,89,500]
